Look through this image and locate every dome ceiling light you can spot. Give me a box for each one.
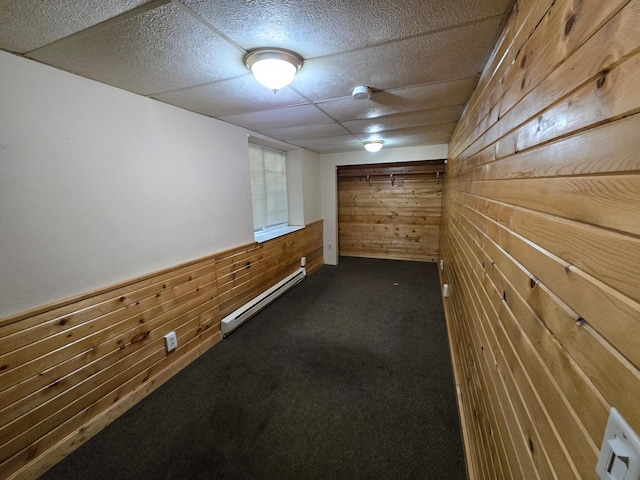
[364,140,384,152]
[245,48,303,93]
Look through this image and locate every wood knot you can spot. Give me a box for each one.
[502,291,507,302]
[119,296,125,302]
[59,318,68,326]
[565,12,577,36]
[529,437,535,453]
[130,331,150,344]
[0,365,7,371]
[597,70,609,89]
[576,317,586,326]
[530,278,536,288]
[520,54,527,68]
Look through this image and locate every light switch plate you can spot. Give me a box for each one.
[596,408,640,480]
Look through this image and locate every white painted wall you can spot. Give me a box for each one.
[0,51,256,317]
[286,151,304,226]
[300,149,322,224]
[320,145,448,265]
[286,149,322,226]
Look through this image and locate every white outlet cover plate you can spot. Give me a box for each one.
[164,332,178,352]
[596,408,640,480]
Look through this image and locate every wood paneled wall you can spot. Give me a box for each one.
[440,0,640,478]
[338,161,445,262]
[0,220,323,480]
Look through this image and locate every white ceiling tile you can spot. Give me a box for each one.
[367,125,456,148]
[153,74,309,117]
[342,106,465,134]
[292,17,503,102]
[292,134,362,148]
[258,124,352,141]
[26,2,247,95]
[0,0,154,53]
[219,104,334,131]
[317,78,477,121]
[182,0,511,58]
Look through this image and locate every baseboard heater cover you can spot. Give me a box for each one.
[221,267,306,337]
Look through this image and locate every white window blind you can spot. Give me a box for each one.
[249,143,288,232]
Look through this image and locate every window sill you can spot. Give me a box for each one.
[254,225,304,243]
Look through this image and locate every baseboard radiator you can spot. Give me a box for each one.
[221,267,306,337]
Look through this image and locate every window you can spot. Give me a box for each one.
[249,143,289,236]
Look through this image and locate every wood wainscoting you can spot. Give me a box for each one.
[338,161,445,262]
[0,220,323,480]
[441,0,640,479]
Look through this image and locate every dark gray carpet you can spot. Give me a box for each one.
[41,257,466,480]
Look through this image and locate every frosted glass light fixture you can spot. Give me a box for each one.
[364,140,384,152]
[245,49,303,92]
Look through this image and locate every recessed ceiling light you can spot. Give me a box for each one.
[245,48,303,93]
[364,140,384,152]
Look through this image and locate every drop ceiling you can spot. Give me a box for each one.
[0,0,514,153]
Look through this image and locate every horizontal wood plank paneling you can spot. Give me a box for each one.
[0,220,323,480]
[338,161,444,262]
[442,0,640,478]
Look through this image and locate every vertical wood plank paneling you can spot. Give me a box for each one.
[442,0,640,478]
[338,161,445,262]
[0,221,323,480]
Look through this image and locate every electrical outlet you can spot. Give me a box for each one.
[164,331,178,352]
[596,408,640,480]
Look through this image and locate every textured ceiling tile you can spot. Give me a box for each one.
[26,2,246,95]
[292,134,362,148]
[342,105,465,134]
[219,104,334,131]
[292,17,503,101]
[258,123,351,141]
[0,0,154,53]
[307,143,366,154]
[317,77,477,121]
[153,74,309,118]
[366,125,456,147]
[382,131,453,148]
[182,0,511,58]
